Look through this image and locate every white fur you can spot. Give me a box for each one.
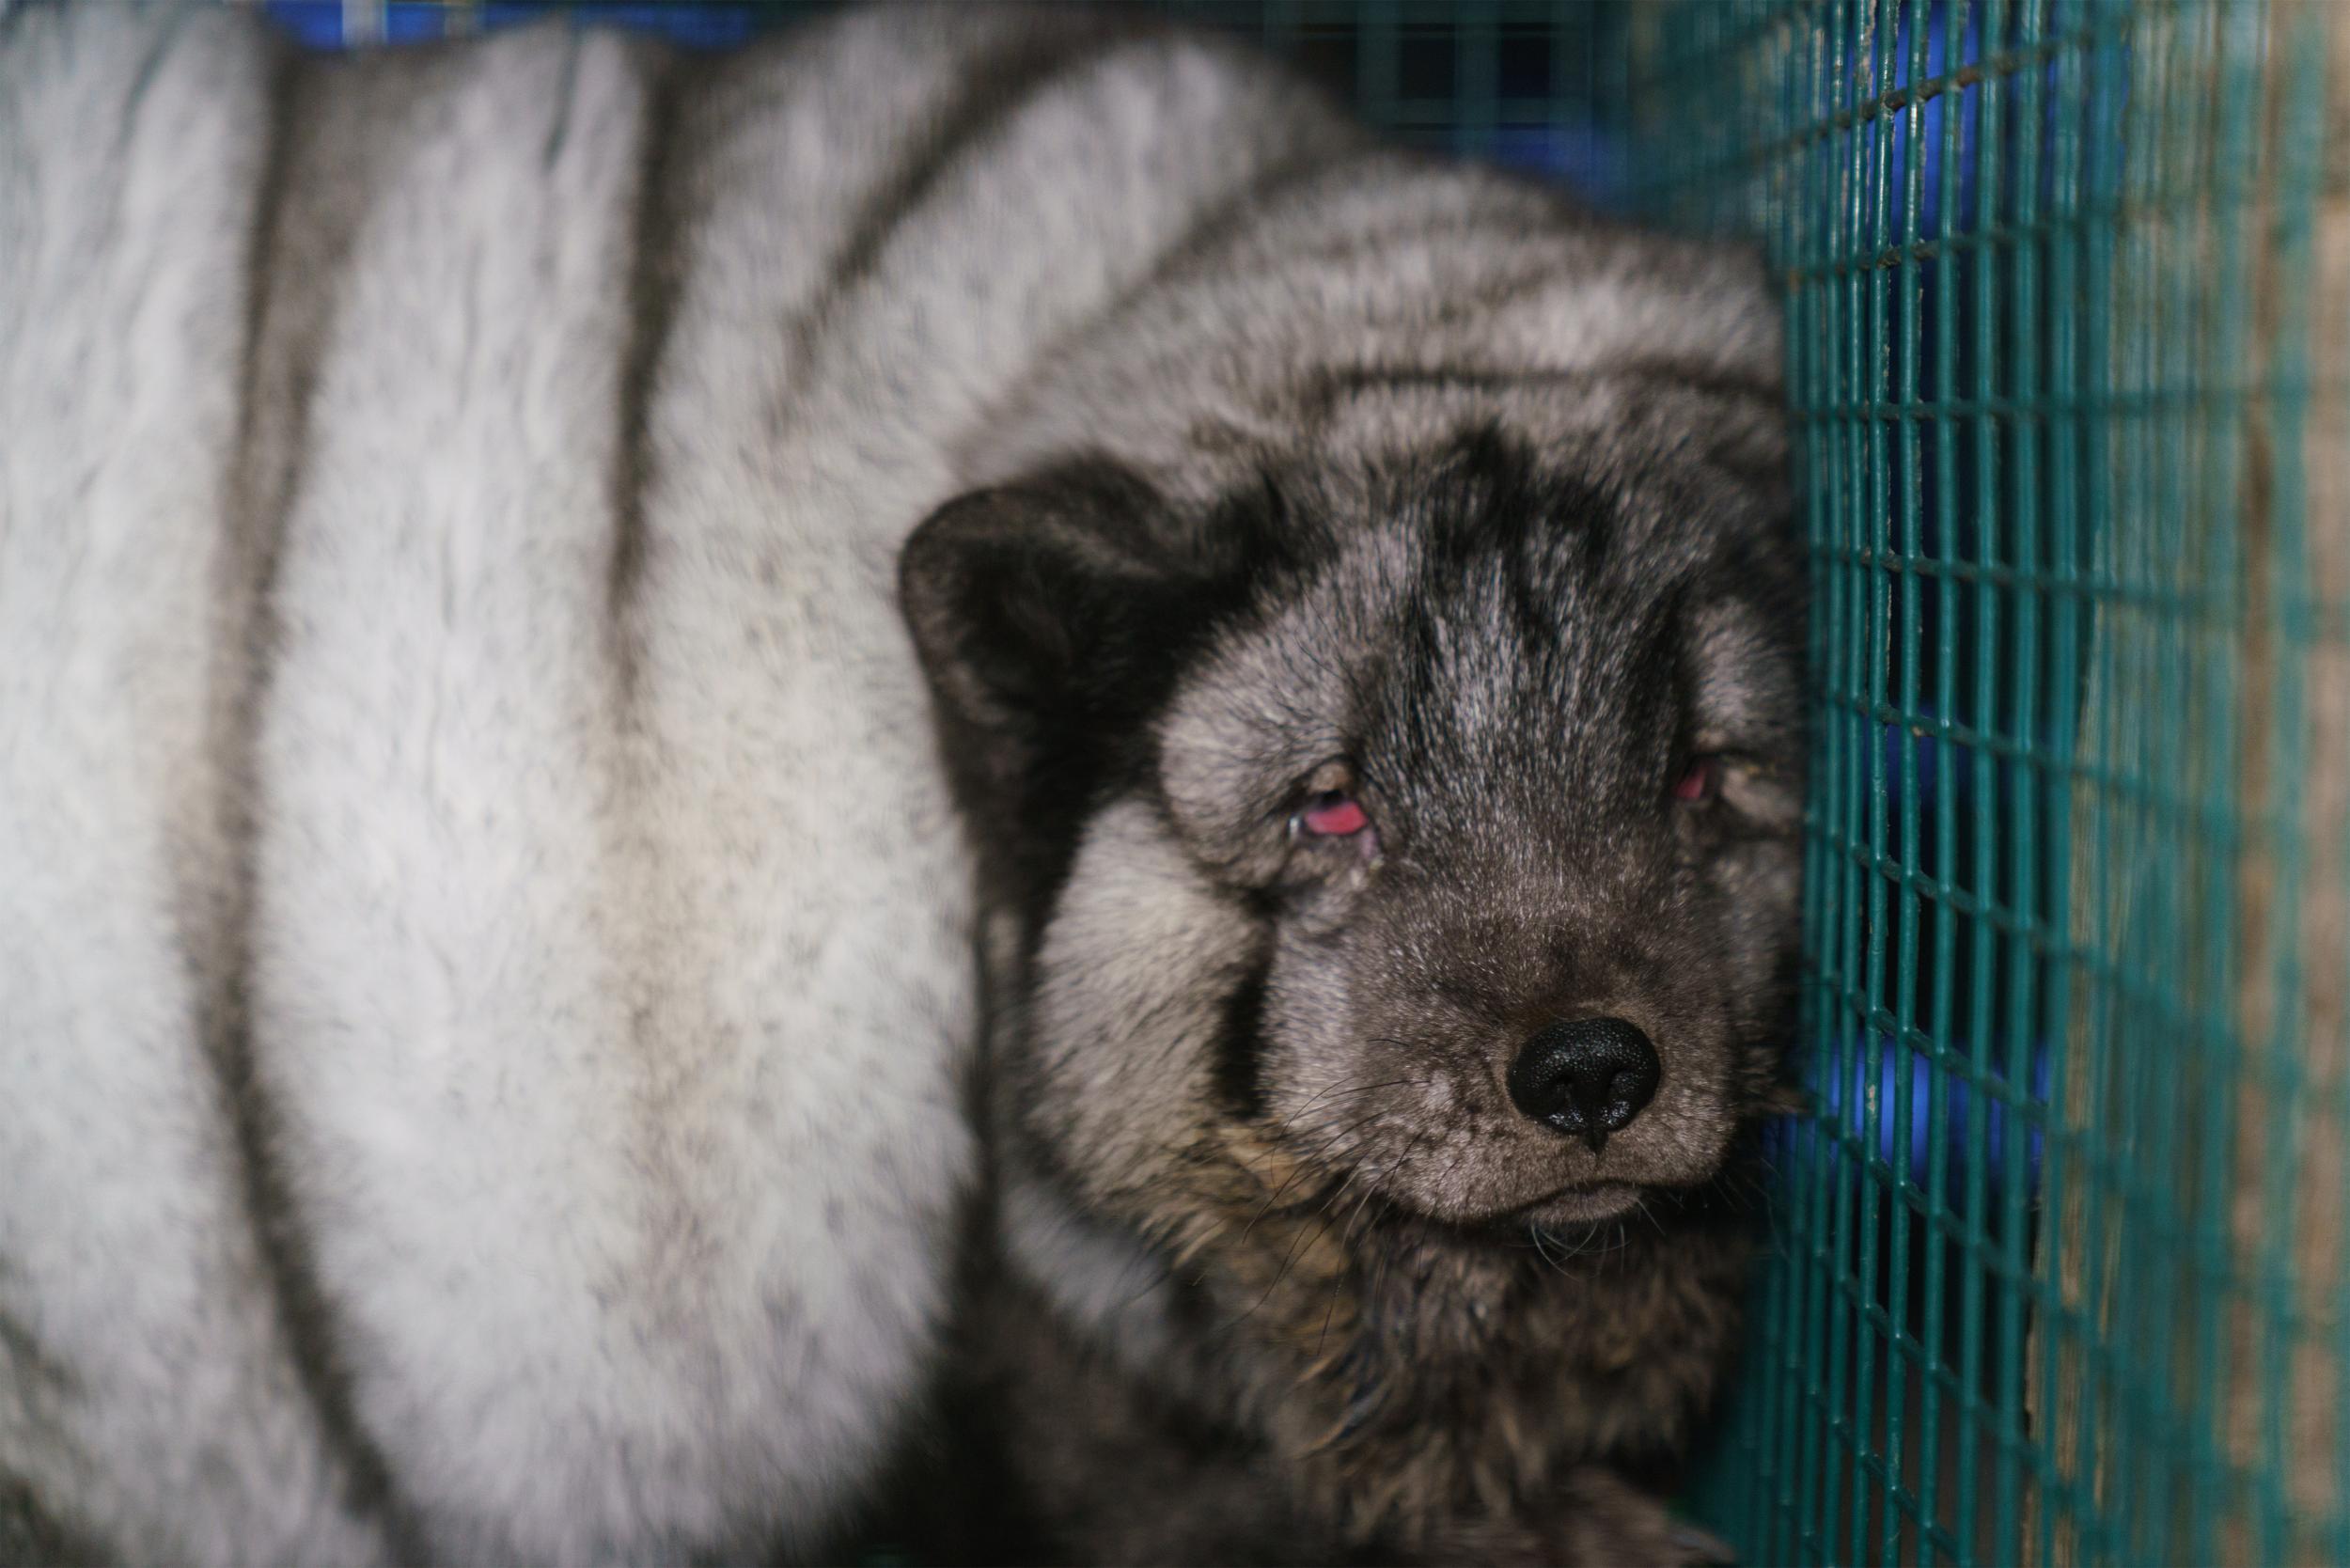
[0,9,382,1563]
[249,25,709,1563]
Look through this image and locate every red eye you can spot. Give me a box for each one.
[1672,758,1718,803]
[1299,792,1369,837]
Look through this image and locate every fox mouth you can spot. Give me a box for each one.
[1286,1146,1656,1233]
[1341,1176,1653,1242]
[1522,1182,1646,1227]
[1279,1118,1697,1231]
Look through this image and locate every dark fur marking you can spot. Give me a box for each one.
[776,19,1138,430]
[1421,426,1613,573]
[113,5,192,163]
[1320,357,1778,416]
[605,45,691,693]
[1304,364,1583,410]
[538,28,583,170]
[964,147,1355,475]
[1607,356,1784,412]
[207,45,428,1556]
[0,1471,102,1568]
[0,1297,72,1401]
[1208,945,1274,1121]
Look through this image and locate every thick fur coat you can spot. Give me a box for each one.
[0,5,1794,1564]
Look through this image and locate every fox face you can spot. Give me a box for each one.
[904,394,1801,1253]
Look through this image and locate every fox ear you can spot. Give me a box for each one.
[899,459,1209,816]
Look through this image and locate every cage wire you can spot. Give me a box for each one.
[1607,3,2350,1563]
[238,1,2350,1563]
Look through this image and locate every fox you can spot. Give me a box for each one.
[899,249,1802,1565]
[0,3,1797,1563]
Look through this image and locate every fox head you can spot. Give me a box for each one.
[902,385,1799,1252]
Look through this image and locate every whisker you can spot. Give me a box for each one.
[1277,1079,1434,1145]
[1344,1127,1428,1247]
[1529,1224,1567,1276]
[1270,1076,1420,1141]
[1239,1110,1391,1242]
[1236,1120,1422,1341]
[1227,1197,1340,1332]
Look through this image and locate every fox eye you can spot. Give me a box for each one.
[1298,791,1369,837]
[1671,757,1720,804]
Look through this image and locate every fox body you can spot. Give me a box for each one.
[0,5,1794,1563]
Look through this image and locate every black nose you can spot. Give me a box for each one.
[1507,1017,1661,1152]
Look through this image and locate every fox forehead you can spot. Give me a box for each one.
[1155,458,1794,869]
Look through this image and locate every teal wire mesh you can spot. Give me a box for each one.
[250,3,2350,1562]
[1611,1,2350,1562]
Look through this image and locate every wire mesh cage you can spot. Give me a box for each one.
[1609,3,2350,1562]
[243,1,2350,1562]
